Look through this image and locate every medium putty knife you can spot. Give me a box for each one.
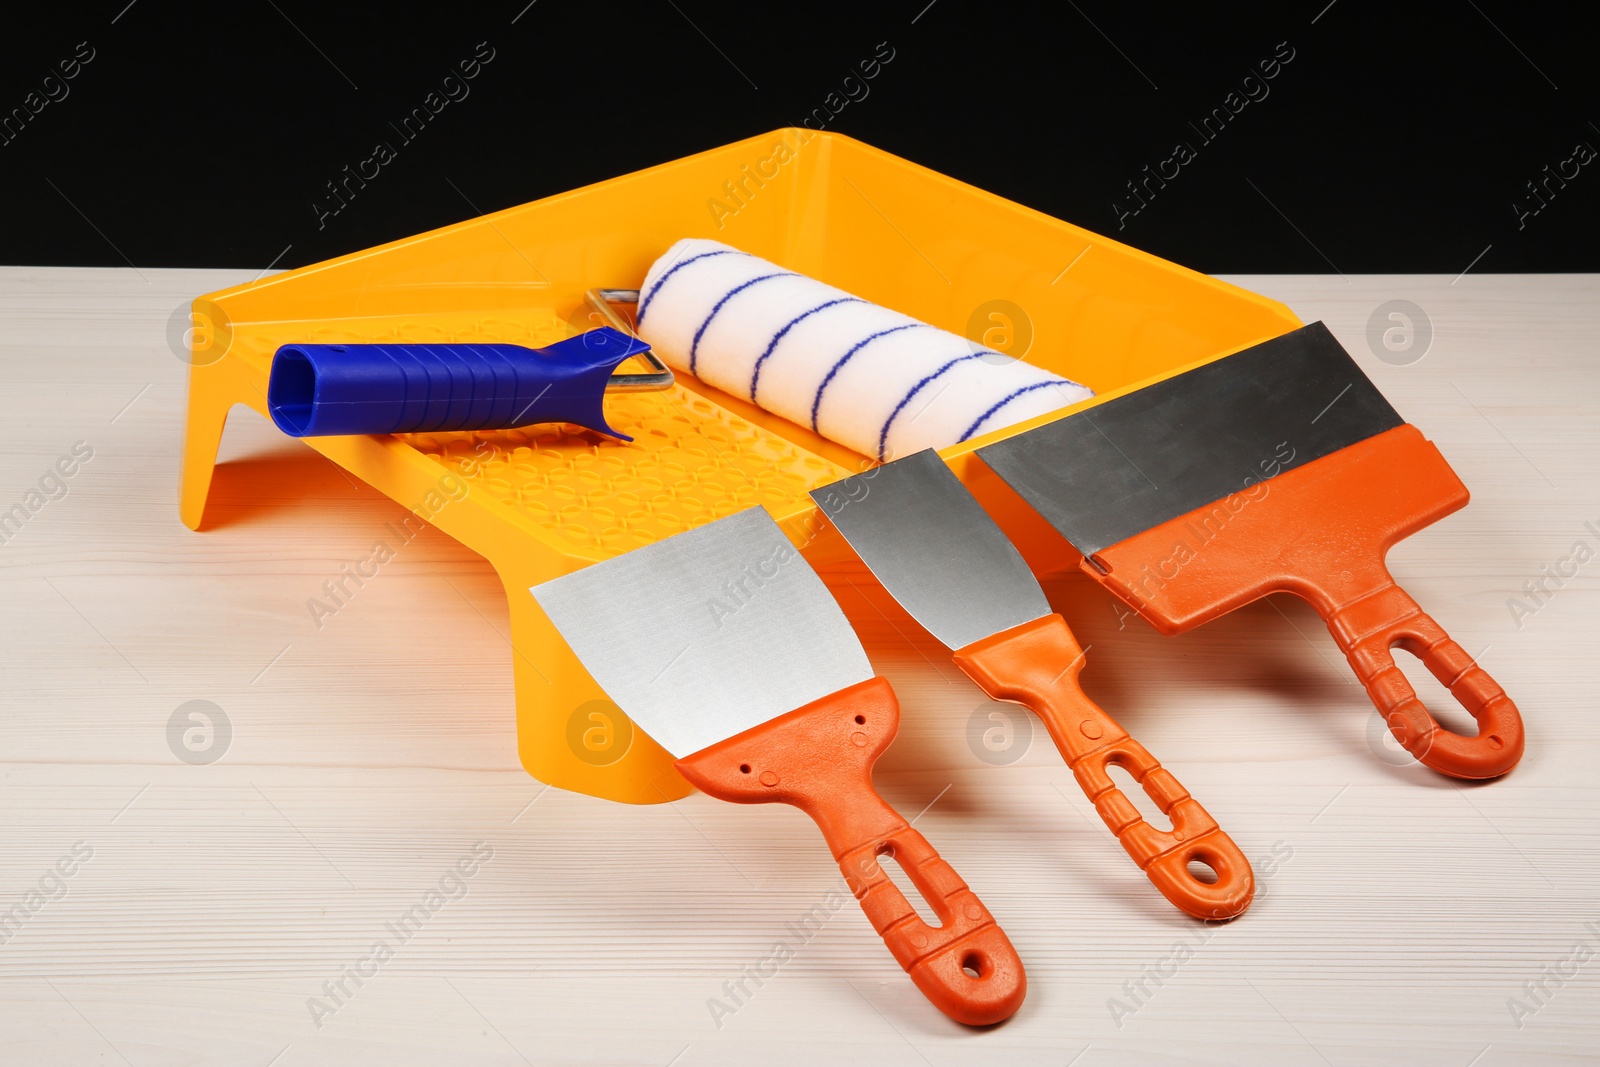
[812,449,1254,920]
[531,507,1026,1026]
[978,321,1525,779]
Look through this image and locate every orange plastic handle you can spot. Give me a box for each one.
[1089,424,1525,780]
[674,677,1026,1026]
[953,614,1254,921]
[1328,575,1523,779]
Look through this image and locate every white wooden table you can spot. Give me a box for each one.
[0,268,1595,1066]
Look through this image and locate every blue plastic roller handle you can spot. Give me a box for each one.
[267,326,652,441]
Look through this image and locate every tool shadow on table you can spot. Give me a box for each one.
[823,562,1315,923]
[843,555,1480,814]
[1044,569,1498,791]
[197,430,389,532]
[850,557,1343,747]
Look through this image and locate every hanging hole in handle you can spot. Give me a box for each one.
[1186,857,1219,885]
[1105,762,1174,833]
[874,844,943,927]
[739,764,751,774]
[1391,647,1477,737]
[854,715,865,724]
[961,951,986,979]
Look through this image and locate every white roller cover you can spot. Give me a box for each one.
[635,238,1092,461]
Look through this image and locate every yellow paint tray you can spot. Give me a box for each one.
[179,128,1301,803]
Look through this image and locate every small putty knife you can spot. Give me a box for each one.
[978,321,1525,780]
[530,507,1026,1026]
[812,450,1254,921]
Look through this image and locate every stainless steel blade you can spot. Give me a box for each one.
[810,449,1051,651]
[976,321,1403,555]
[530,507,872,758]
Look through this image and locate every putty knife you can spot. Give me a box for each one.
[978,321,1524,779]
[812,449,1254,920]
[531,507,1026,1026]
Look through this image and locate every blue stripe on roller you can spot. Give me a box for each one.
[748,297,863,402]
[958,379,1080,441]
[635,249,746,326]
[688,271,797,376]
[874,349,993,461]
[810,323,928,432]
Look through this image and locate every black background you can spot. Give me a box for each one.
[1,1,1594,273]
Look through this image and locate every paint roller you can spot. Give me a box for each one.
[635,239,1092,461]
[263,242,1090,457]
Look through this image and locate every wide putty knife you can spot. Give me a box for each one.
[530,507,1026,1026]
[978,321,1525,780]
[812,450,1254,920]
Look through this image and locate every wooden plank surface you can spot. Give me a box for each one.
[0,268,1595,1065]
